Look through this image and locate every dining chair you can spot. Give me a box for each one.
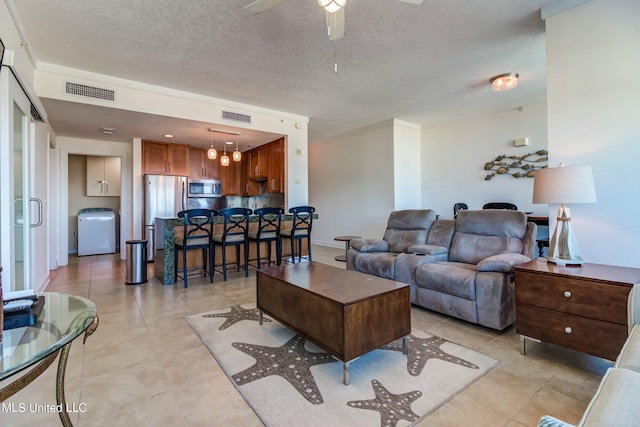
[212,207,252,281]
[248,207,284,269]
[482,202,518,210]
[174,208,218,288]
[453,202,468,219]
[280,206,315,264]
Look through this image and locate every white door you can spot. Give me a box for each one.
[0,69,34,296]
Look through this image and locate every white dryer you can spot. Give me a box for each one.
[78,208,116,256]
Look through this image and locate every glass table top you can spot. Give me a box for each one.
[1,292,97,381]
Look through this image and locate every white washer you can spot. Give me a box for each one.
[78,208,116,256]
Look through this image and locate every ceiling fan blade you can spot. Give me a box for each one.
[326,8,345,41]
[395,0,424,4]
[243,0,288,14]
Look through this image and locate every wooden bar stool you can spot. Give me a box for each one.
[212,208,252,281]
[249,207,284,268]
[280,206,315,264]
[174,209,217,288]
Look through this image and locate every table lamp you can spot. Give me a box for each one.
[532,163,597,266]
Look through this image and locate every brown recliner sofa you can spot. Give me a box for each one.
[347,209,537,330]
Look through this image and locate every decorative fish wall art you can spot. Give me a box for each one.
[484,149,548,180]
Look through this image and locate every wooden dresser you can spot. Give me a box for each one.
[514,260,640,361]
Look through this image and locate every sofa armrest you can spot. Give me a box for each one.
[476,253,531,272]
[350,238,389,253]
[538,415,575,427]
[407,244,448,256]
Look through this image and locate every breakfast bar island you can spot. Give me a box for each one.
[153,213,317,284]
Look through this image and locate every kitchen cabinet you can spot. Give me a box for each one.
[267,138,284,193]
[86,155,121,196]
[143,141,189,176]
[189,148,220,180]
[248,145,268,179]
[220,159,242,196]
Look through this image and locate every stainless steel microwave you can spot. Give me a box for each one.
[187,179,221,198]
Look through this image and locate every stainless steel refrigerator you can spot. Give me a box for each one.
[144,175,187,261]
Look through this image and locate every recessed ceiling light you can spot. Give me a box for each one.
[163,134,174,138]
[225,141,234,145]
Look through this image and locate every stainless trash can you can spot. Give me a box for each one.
[125,240,148,285]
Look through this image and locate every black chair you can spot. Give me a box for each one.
[280,206,315,264]
[174,209,218,288]
[482,202,518,210]
[212,207,252,281]
[248,207,284,269]
[453,203,468,219]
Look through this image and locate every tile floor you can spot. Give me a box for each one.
[1,245,611,426]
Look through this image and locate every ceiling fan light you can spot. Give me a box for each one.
[317,0,346,13]
[490,72,519,92]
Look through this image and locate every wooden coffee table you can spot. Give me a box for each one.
[256,262,411,385]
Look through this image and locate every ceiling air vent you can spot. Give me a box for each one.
[222,110,251,124]
[65,81,115,101]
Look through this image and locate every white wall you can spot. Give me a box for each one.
[421,102,548,218]
[545,0,640,267]
[309,121,395,247]
[393,120,422,210]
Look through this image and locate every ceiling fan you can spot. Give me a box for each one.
[243,0,424,41]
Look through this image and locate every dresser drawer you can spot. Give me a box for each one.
[515,271,630,325]
[516,305,628,361]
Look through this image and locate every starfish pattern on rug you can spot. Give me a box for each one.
[232,334,336,404]
[382,333,479,376]
[202,305,271,330]
[347,379,422,426]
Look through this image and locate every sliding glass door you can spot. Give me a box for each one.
[1,68,33,295]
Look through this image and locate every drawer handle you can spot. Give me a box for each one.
[565,327,572,334]
[564,291,572,298]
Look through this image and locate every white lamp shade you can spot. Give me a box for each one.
[533,165,597,204]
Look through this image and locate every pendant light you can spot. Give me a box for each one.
[207,139,217,160]
[220,144,230,167]
[232,139,241,162]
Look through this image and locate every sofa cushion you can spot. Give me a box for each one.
[350,238,389,252]
[579,368,640,426]
[415,262,477,300]
[477,253,531,272]
[449,210,527,264]
[382,210,436,253]
[353,252,397,280]
[615,325,640,373]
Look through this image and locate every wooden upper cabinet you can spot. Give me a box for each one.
[189,147,221,180]
[267,138,284,193]
[143,141,189,176]
[220,160,242,196]
[249,145,268,179]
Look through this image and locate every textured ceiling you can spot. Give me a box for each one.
[10,0,555,149]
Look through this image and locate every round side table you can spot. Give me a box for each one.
[334,235,361,262]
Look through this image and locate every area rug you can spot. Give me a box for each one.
[186,305,499,427]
